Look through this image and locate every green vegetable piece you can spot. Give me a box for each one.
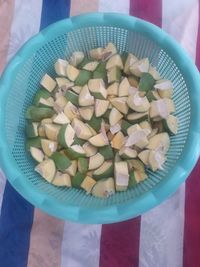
[26,137,42,150]
[93,71,107,82]
[121,51,129,65]
[87,115,102,132]
[73,136,85,146]
[107,66,121,83]
[72,172,85,188]
[25,106,55,121]
[25,122,38,138]
[78,158,89,174]
[33,89,52,106]
[66,145,86,160]
[65,90,79,106]
[93,62,107,82]
[128,170,137,188]
[51,152,71,171]
[95,61,106,73]
[57,124,75,148]
[74,70,92,86]
[99,146,114,160]
[139,73,155,92]
[93,161,114,180]
[102,109,111,121]
[121,120,132,135]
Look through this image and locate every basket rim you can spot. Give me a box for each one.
[0,12,200,224]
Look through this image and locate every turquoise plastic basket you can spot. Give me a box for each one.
[0,13,200,224]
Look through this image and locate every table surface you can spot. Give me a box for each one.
[0,1,199,267]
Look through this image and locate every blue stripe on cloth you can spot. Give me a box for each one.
[0,1,71,267]
[40,0,71,29]
[0,182,34,267]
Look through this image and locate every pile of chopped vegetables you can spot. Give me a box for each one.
[25,42,178,198]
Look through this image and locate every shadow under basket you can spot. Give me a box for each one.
[0,13,200,224]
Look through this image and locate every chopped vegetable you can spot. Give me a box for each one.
[52,172,71,187]
[54,59,68,76]
[139,73,155,92]
[26,122,39,138]
[114,161,129,191]
[81,176,96,193]
[95,99,109,117]
[26,106,55,121]
[30,147,44,162]
[71,172,84,188]
[89,133,109,147]
[51,152,71,171]
[79,106,94,121]
[58,124,75,148]
[88,153,104,170]
[92,177,115,198]
[40,74,56,92]
[93,161,114,180]
[83,142,98,157]
[78,157,89,174]
[107,82,119,96]
[35,159,56,182]
[26,42,178,198]
[118,77,130,97]
[66,64,80,81]
[41,139,57,157]
[88,79,107,99]
[44,124,60,141]
[110,97,128,114]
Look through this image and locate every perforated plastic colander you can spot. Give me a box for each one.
[0,13,200,224]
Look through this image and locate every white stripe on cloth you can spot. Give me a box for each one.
[0,170,6,216]
[139,1,199,267]
[61,222,102,267]
[162,0,199,60]
[98,0,130,14]
[0,0,42,212]
[6,0,42,62]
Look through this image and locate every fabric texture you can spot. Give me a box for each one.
[0,0,199,267]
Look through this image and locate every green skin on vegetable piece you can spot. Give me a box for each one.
[87,115,102,132]
[33,89,52,106]
[128,170,137,188]
[26,137,42,150]
[65,90,79,106]
[25,106,55,121]
[74,70,92,86]
[98,146,114,160]
[72,172,85,188]
[139,73,155,92]
[51,152,71,171]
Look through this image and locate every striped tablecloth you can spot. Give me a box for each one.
[0,1,199,267]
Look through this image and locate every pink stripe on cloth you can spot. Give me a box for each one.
[183,161,200,267]
[70,0,98,16]
[27,209,64,267]
[130,0,162,27]
[100,2,163,267]
[183,2,200,267]
[99,218,141,267]
[0,0,14,74]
